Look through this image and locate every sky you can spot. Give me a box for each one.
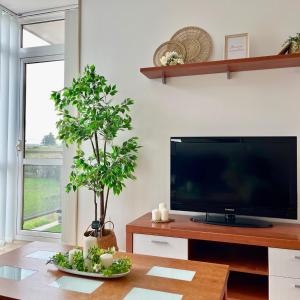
[24,30,64,145]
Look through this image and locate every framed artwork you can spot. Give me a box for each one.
[224,33,249,59]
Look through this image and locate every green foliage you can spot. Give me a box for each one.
[51,65,140,223]
[65,136,139,195]
[51,64,134,145]
[285,33,300,45]
[52,252,71,269]
[71,250,85,271]
[101,257,131,277]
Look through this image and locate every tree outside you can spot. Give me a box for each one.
[41,132,57,146]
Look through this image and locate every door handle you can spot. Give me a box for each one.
[151,240,169,245]
[16,140,23,152]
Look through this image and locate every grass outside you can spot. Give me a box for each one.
[23,177,61,233]
[23,213,59,231]
[23,177,60,219]
[47,224,61,233]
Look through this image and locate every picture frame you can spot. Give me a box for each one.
[224,33,249,60]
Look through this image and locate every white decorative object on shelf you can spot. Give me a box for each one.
[152,209,161,221]
[83,236,97,259]
[158,202,167,211]
[152,203,172,223]
[224,33,249,59]
[161,208,169,222]
[160,51,184,66]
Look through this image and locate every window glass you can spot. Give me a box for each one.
[22,20,65,48]
[22,60,64,233]
[25,60,64,159]
[23,165,62,233]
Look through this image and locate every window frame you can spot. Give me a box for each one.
[16,18,65,242]
[21,19,65,48]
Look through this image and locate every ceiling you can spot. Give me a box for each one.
[0,0,78,14]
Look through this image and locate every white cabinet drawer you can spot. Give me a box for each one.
[269,248,300,279]
[269,276,300,300]
[133,234,188,260]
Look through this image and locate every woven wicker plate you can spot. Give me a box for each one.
[153,41,187,66]
[171,26,212,63]
[152,218,175,224]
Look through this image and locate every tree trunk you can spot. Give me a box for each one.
[93,191,98,221]
[99,189,105,236]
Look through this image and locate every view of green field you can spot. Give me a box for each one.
[47,224,61,233]
[23,177,61,233]
[25,145,63,159]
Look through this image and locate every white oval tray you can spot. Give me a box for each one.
[54,264,131,279]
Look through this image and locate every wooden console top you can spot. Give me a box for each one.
[126,213,300,251]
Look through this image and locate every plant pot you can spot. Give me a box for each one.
[96,228,119,251]
[289,41,300,54]
[84,221,119,251]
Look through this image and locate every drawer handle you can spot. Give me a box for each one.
[151,240,169,245]
[295,285,300,289]
[295,256,300,260]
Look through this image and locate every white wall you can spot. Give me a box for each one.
[80,0,300,250]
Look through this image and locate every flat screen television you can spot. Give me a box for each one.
[171,137,297,227]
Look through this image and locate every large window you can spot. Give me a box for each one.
[18,19,65,239]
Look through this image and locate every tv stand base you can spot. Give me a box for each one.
[191,213,273,228]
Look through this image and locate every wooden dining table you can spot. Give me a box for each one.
[0,241,229,300]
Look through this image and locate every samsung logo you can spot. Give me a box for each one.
[225,208,235,212]
[171,138,182,143]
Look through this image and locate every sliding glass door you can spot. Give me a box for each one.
[20,59,64,237]
[17,57,64,239]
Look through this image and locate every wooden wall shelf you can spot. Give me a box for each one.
[140,53,300,83]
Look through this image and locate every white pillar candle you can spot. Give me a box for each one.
[83,236,98,259]
[161,208,169,221]
[68,248,82,264]
[100,253,113,268]
[152,209,161,221]
[158,202,167,211]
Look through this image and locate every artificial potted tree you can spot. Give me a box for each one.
[51,65,140,249]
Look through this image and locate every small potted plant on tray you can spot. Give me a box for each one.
[280,33,300,55]
[51,65,140,249]
[286,33,300,54]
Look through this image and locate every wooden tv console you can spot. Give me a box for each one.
[126,213,300,300]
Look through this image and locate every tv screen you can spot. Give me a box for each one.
[171,137,297,220]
